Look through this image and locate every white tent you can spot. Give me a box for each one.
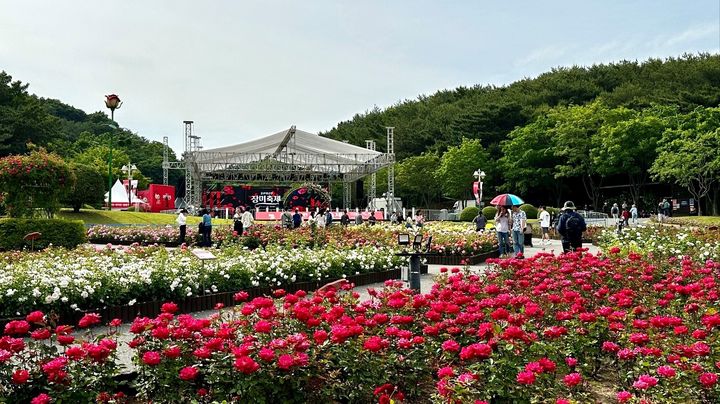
[193,127,386,174]
[104,179,143,209]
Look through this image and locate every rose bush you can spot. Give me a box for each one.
[0,244,404,318]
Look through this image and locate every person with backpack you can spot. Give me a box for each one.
[611,203,620,224]
[292,209,302,228]
[340,210,350,226]
[556,201,587,253]
[201,209,212,247]
[473,211,487,232]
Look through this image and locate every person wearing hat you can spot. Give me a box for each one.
[556,201,587,253]
[176,209,188,245]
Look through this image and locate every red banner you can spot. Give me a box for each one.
[472,182,479,204]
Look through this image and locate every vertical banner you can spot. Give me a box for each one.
[472,182,480,204]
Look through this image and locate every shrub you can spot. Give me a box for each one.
[66,163,105,213]
[546,207,561,218]
[519,204,538,219]
[0,149,74,217]
[459,206,479,222]
[0,218,86,250]
[482,206,497,220]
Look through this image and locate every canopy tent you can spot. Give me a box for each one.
[104,179,143,209]
[190,127,391,182]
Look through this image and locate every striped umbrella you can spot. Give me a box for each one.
[490,193,525,207]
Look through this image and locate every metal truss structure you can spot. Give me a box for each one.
[163,124,394,210]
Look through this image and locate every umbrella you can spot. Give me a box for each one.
[490,193,524,206]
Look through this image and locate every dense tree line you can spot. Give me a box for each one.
[322,54,720,213]
[0,71,182,192]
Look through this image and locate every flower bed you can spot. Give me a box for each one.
[597,225,720,260]
[87,223,498,256]
[0,244,405,319]
[3,250,719,403]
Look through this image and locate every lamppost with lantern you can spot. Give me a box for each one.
[121,164,137,208]
[105,94,122,210]
[473,169,486,207]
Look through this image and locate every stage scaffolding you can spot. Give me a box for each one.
[163,125,394,210]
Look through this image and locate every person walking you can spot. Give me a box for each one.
[176,209,187,245]
[621,208,630,227]
[241,208,254,231]
[281,208,293,229]
[473,211,487,232]
[630,204,638,224]
[325,209,333,227]
[201,209,212,247]
[510,205,527,258]
[368,210,377,226]
[233,208,243,235]
[538,206,551,245]
[293,209,302,229]
[494,206,510,258]
[662,199,671,218]
[611,203,620,224]
[340,210,350,226]
[556,201,587,253]
[316,209,327,228]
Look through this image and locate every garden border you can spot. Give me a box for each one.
[423,250,499,265]
[0,269,401,327]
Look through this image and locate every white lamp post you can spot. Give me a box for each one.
[121,164,137,207]
[473,170,486,207]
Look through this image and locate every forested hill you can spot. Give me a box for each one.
[0,71,181,186]
[321,54,720,160]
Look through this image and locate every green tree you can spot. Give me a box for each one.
[500,113,566,206]
[66,164,105,212]
[592,107,669,204]
[434,138,489,203]
[395,153,442,207]
[651,107,720,215]
[73,145,130,188]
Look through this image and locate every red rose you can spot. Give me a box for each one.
[657,365,676,378]
[161,302,179,313]
[254,320,272,333]
[234,356,260,374]
[363,336,389,352]
[142,351,162,366]
[31,393,52,404]
[26,311,45,324]
[78,313,101,328]
[563,372,582,387]
[699,372,718,388]
[179,366,199,381]
[516,370,536,385]
[163,346,182,359]
[30,328,51,340]
[11,369,29,384]
[4,320,30,335]
[277,354,294,370]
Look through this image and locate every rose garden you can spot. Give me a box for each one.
[1,53,720,404]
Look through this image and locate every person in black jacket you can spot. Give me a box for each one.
[556,201,587,253]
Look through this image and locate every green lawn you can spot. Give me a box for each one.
[58,209,232,225]
[666,216,720,227]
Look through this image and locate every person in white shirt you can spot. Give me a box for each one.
[241,208,254,229]
[176,209,187,245]
[538,206,551,245]
[316,210,326,228]
[630,204,638,224]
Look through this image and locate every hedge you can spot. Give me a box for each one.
[459,206,480,222]
[482,206,497,220]
[0,218,86,250]
[519,204,538,219]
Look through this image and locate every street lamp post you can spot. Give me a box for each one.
[105,94,122,210]
[121,164,137,208]
[473,170,486,207]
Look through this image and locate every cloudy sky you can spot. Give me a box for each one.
[1,1,719,154]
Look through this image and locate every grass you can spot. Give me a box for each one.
[665,216,720,227]
[57,209,232,226]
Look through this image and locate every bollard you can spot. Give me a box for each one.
[409,254,421,293]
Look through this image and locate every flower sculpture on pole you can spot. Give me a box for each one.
[104,94,122,210]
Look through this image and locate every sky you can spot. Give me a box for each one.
[1,1,719,155]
